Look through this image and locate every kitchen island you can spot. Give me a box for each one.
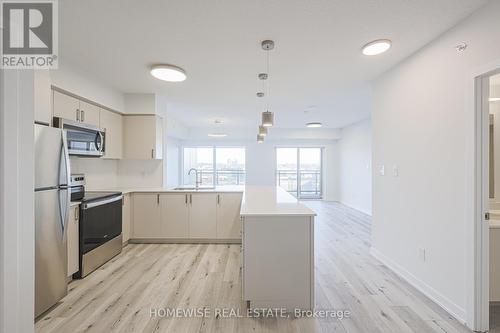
[89,185,316,310]
[240,186,316,311]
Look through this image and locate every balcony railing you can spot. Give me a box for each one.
[186,170,246,186]
[276,170,322,199]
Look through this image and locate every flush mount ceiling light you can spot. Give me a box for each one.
[306,122,322,128]
[208,133,227,138]
[262,110,274,127]
[150,64,186,82]
[257,134,265,143]
[490,97,500,102]
[362,39,391,56]
[259,125,268,136]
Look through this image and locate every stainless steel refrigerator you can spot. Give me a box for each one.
[34,124,71,317]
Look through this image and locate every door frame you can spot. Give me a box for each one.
[471,63,500,332]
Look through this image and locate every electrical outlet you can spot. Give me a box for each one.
[419,248,426,262]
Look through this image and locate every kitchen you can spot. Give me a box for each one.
[3,1,499,333]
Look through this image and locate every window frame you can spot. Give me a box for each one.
[275,146,324,199]
[181,145,246,186]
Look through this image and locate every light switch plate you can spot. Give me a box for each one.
[379,165,385,176]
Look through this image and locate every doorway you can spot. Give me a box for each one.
[475,70,500,332]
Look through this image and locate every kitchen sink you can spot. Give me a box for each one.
[172,186,216,191]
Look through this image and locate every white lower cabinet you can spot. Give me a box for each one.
[67,205,80,277]
[216,193,243,239]
[189,193,217,238]
[122,193,131,244]
[132,193,161,238]
[160,193,189,238]
[131,191,242,241]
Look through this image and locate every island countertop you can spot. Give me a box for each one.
[239,186,316,217]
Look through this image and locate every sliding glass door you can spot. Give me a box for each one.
[276,147,322,199]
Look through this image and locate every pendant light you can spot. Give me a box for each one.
[261,40,274,128]
[257,134,265,143]
[259,125,268,136]
[262,111,274,127]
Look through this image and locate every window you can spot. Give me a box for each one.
[183,147,245,186]
[276,147,322,199]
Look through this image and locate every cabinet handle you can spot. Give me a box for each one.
[151,149,154,159]
[81,110,85,122]
[157,194,160,205]
[217,194,220,205]
[75,209,79,221]
[76,109,80,121]
[185,194,188,205]
[190,194,192,205]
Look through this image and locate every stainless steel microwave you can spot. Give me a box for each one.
[53,117,105,157]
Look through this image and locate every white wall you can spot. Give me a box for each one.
[371,0,500,325]
[165,137,181,188]
[70,158,119,189]
[50,63,124,111]
[0,70,35,333]
[338,120,372,215]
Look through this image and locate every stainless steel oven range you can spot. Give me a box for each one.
[74,191,123,278]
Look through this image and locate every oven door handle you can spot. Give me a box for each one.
[83,195,123,209]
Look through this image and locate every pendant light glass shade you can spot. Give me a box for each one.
[262,111,274,127]
[257,134,264,143]
[258,125,268,136]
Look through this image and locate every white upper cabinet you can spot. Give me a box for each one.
[53,90,80,123]
[123,115,163,160]
[78,101,100,127]
[216,193,243,239]
[52,90,101,127]
[100,109,123,159]
[189,193,217,238]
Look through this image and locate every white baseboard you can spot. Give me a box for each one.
[369,246,467,324]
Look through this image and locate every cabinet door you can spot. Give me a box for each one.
[189,193,217,238]
[216,193,243,239]
[100,109,123,159]
[79,101,100,127]
[160,194,189,238]
[123,115,162,160]
[67,205,79,277]
[53,90,80,122]
[132,193,161,238]
[122,194,131,243]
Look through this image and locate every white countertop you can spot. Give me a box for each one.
[86,185,315,217]
[491,220,500,229]
[86,185,244,194]
[240,186,316,217]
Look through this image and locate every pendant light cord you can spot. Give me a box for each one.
[266,49,271,110]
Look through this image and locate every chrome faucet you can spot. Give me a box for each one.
[188,168,201,188]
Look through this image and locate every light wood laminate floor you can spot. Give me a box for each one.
[36,202,472,333]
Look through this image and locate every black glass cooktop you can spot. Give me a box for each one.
[81,191,122,203]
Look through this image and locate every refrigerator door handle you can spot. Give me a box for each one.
[59,130,71,234]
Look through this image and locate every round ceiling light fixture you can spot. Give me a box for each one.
[361,39,392,56]
[306,122,322,128]
[150,64,187,82]
[208,133,227,138]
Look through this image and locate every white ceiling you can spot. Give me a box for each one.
[58,0,487,129]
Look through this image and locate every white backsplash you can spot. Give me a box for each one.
[70,157,163,190]
[70,157,119,189]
